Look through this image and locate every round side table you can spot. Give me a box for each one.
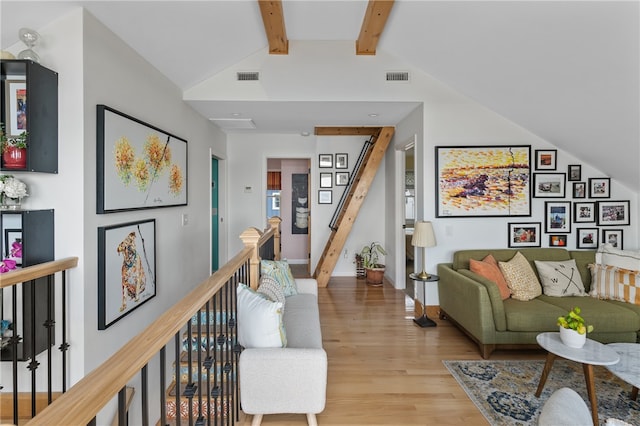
[409,273,439,327]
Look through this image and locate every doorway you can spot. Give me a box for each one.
[404,144,416,297]
[266,158,311,276]
[211,157,219,272]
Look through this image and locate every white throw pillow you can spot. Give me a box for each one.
[596,243,640,271]
[237,284,286,348]
[535,259,586,297]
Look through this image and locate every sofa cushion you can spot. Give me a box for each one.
[452,248,572,272]
[261,260,298,296]
[258,275,286,307]
[237,284,287,348]
[499,252,542,301]
[538,295,640,332]
[283,293,323,349]
[569,250,596,292]
[589,263,640,305]
[596,243,640,271]
[503,298,566,331]
[535,259,586,297]
[470,255,511,300]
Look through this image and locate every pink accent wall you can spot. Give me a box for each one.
[280,159,309,262]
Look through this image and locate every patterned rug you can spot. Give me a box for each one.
[444,359,640,426]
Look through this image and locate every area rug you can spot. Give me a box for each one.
[444,359,640,426]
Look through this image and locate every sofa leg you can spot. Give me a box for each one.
[480,344,495,359]
[307,413,318,426]
[251,414,263,426]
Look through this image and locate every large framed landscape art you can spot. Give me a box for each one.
[435,145,531,217]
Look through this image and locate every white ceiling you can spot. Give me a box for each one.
[1,1,638,189]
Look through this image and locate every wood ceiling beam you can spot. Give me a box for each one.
[314,127,382,136]
[258,0,289,54]
[356,0,395,55]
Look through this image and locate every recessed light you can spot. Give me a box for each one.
[368,113,379,117]
[231,112,242,117]
[301,131,311,137]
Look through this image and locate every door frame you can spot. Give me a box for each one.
[393,135,417,290]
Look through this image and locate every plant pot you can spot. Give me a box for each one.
[559,326,586,348]
[365,266,385,286]
[3,146,27,169]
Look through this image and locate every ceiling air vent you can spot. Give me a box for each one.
[386,71,410,82]
[237,71,259,81]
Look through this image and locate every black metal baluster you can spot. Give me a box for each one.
[29,280,40,418]
[12,285,19,426]
[141,364,149,426]
[186,319,195,426]
[46,274,54,403]
[60,269,70,392]
[174,333,181,426]
[196,309,204,425]
[160,346,167,426]
[117,386,126,426]
[205,301,213,426]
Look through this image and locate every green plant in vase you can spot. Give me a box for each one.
[557,306,594,335]
[0,123,28,169]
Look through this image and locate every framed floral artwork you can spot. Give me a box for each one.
[97,105,187,213]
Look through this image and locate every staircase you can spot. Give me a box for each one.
[313,126,395,287]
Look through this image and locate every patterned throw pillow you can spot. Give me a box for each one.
[260,260,298,296]
[589,263,640,305]
[470,254,511,300]
[237,284,286,348]
[257,275,286,308]
[534,259,586,297]
[498,252,542,301]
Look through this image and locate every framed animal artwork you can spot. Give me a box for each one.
[98,219,156,330]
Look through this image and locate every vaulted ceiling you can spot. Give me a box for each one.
[1,1,638,190]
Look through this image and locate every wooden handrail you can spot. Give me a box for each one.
[0,257,79,288]
[26,246,252,425]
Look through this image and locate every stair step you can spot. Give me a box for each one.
[164,382,233,420]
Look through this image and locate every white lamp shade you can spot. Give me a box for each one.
[411,221,437,248]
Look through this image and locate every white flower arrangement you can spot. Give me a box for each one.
[0,175,28,201]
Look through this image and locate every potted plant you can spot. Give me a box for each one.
[557,306,593,348]
[359,242,386,286]
[0,122,28,169]
[0,174,28,209]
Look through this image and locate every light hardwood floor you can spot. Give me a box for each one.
[241,276,546,425]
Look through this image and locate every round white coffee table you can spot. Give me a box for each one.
[535,332,620,426]
[606,343,640,400]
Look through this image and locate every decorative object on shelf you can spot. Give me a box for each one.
[359,241,386,286]
[533,173,566,198]
[17,27,41,63]
[411,221,437,279]
[596,200,630,226]
[557,306,593,348]
[4,228,22,266]
[0,258,17,273]
[507,222,541,248]
[0,122,28,169]
[0,51,16,60]
[0,174,27,209]
[535,149,557,170]
[435,145,531,217]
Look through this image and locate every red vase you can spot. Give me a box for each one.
[2,146,27,169]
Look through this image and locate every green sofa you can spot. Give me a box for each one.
[437,248,640,358]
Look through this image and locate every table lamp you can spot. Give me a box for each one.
[411,221,437,279]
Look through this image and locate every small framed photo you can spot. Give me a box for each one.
[4,228,22,266]
[588,177,610,198]
[535,149,557,170]
[574,202,595,223]
[576,228,598,249]
[319,154,333,168]
[549,234,568,247]
[319,172,332,188]
[335,153,348,169]
[568,164,582,181]
[572,182,586,199]
[508,222,541,248]
[4,80,27,137]
[335,172,349,186]
[545,201,571,233]
[533,173,566,198]
[602,229,623,249]
[318,190,332,204]
[597,200,630,226]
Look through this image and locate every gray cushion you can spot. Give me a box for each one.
[283,294,323,349]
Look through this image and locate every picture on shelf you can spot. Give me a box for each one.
[3,228,22,266]
[4,80,27,137]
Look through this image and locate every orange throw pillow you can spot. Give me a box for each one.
[470,255,511,300]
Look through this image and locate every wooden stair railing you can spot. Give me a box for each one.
[313,126,394,287]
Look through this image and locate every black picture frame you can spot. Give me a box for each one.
[507,222,541,248]
[576,228,599,249]
[3,228,22,265]
[318,190,332,204]
[568,164,582,181]
[335,153,348,169]
[602,229,623,249]
[588,177,611,198]
[98,219,157,330]
[533,173,566,198]
[596,200,630,226]
[435,145,531,217]
[335,172,349,186]
[545,201,571,233]
[572,182,586,199]
[535,149,557,170]
[319,154,333,168]
[574,201,596,223]
[549,234,568,247]
[319,172,333,188]
[97,105,188,213]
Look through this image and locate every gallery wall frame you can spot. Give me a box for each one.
[576,228,598,249]
[545,201,571,233]
[596,200,630,226]
[435,145,531,218]
[572,182,586,199]
[568,164,582,181]
[507,222,541,248]
[549,234,567,247]
[318,190,332,204]
[335,172,349,186]
[97,105,188,214]
[319,172,332,188]
[4,80,26,137]
[533,173,566,198]
[534,149,557,170]
[588,177,611,198]
[98,219,156,330]
[573,202,595,223]
[319,154,333,168]
[602,229,623,249]
[335,153,348,169]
